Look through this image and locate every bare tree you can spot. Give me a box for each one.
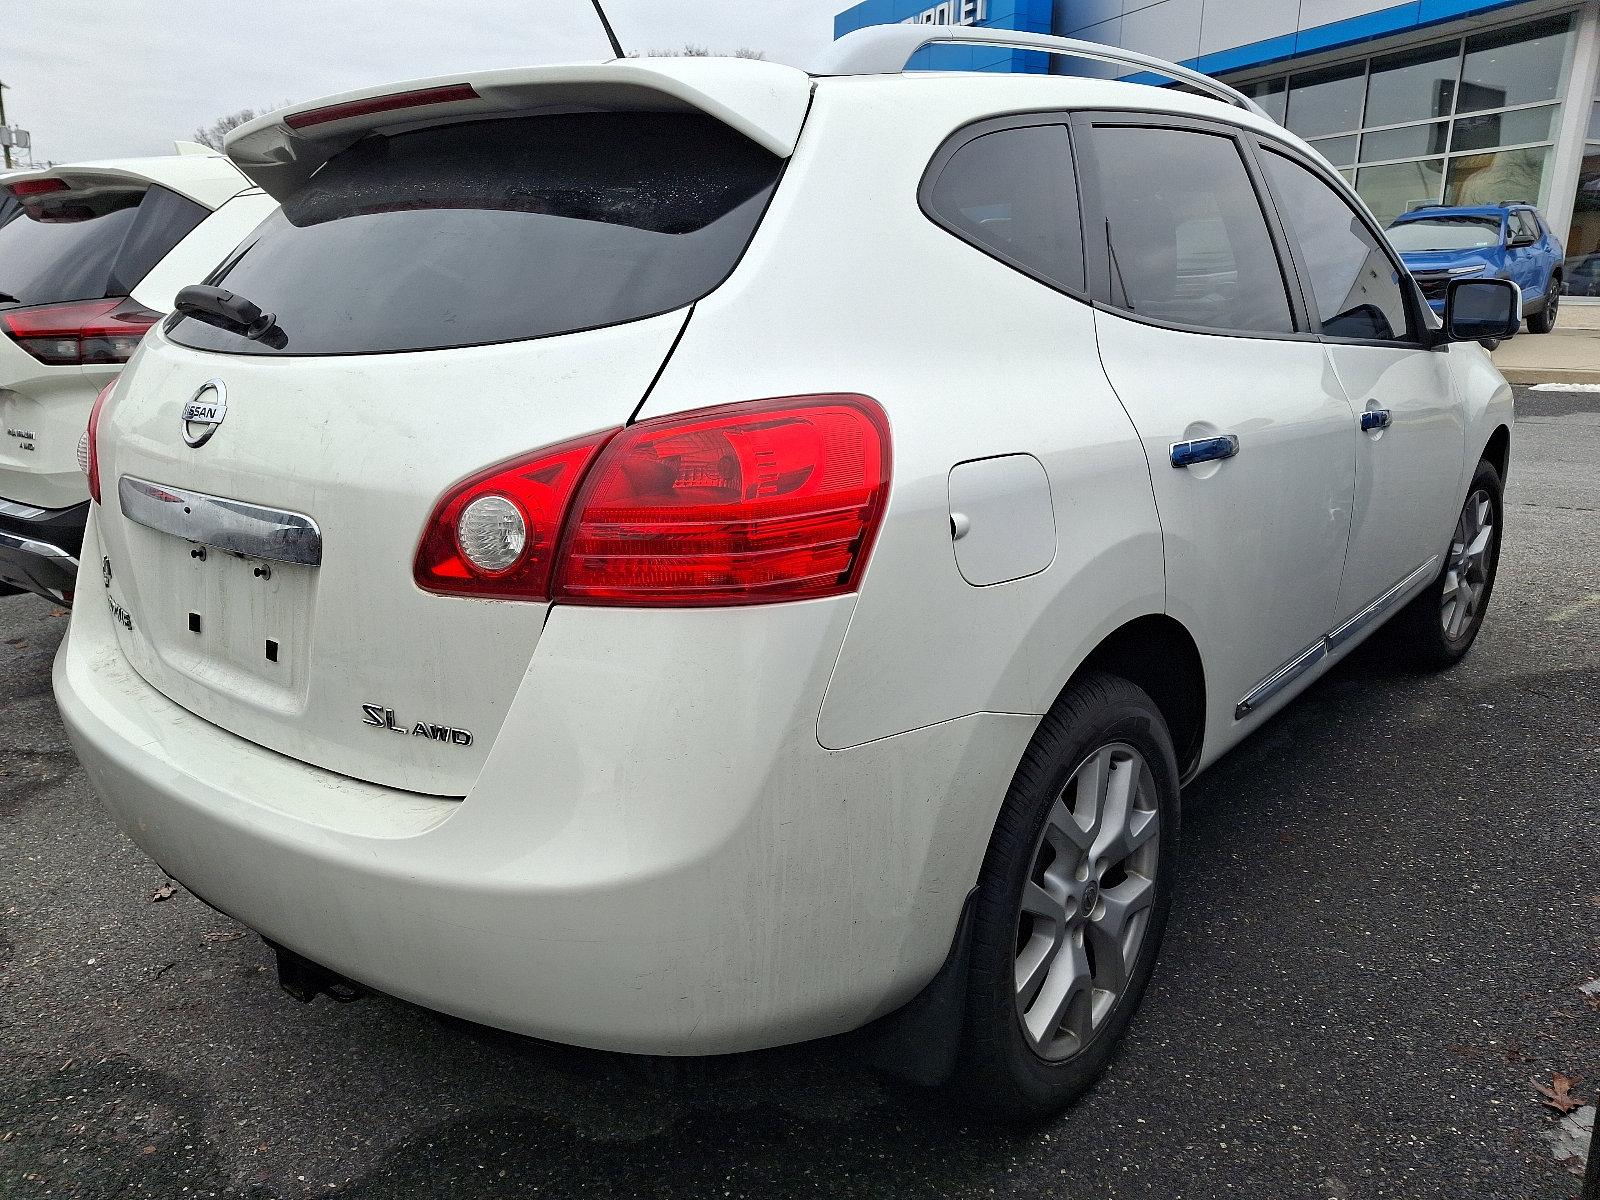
[191,102,291,151]
[629,46,765,59]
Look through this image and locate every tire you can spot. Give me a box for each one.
[1527,277,1560,334]
[953,672,1180,1122]
[1396,459,1503,670]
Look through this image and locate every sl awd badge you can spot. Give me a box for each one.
[181,379,227,448]
[362,704,474,748]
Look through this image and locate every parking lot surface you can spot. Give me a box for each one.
[2,385,1596,1199]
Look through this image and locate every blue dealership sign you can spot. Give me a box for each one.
[834,0,1056,72]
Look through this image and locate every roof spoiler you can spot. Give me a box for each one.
[225,58,814,201]
[2,156,249,209]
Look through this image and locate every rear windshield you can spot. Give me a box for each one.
[167,112,785,357]
[1386,216,1501,253]
[0,184,208,307]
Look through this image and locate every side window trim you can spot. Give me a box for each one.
[1069,109,1315,343]
[918,112,1090,301]
[1250,136,1431,350]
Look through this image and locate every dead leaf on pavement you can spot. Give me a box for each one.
[48,608,67,618]
[148,881,177,903]
[1532,1073,1587,1114]
[201,930,244,944]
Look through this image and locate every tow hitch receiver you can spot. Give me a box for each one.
[269,940,366,1004]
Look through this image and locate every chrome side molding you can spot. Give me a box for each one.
[1235,639,1326,719]
[119,476,323,567]
[1326,557,1438,652]
[1235,556,1439,719]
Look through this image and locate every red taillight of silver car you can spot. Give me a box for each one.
[415,395,891,606]
[2,298,161,366]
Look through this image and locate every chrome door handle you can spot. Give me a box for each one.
[1169,434,1240,468]
[1361,409,1392,432]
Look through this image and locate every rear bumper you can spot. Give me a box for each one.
[55,514,1034,1054]
[0,498,88,602]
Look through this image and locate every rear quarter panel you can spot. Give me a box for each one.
[635,79,1166,752]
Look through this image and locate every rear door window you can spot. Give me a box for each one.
[1082,124,1297,336]
[924,123,1084,293]
[0,184,207,307]
[167,112,785,357]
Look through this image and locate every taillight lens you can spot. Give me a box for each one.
[2,298,161,365]
[415,396,892,606]
[555,395,890,606]
[414,432,614,601]
[85,378,117,506]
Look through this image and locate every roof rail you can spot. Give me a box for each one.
[813,25,1272,121]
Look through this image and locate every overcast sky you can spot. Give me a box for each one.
[2,0,842,165]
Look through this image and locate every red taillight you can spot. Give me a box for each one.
[555,395,890,606]
[7,178,69,196]
[415,397,892,606]
[414,432,615,601]
[2,298,160,365]
[284,83,480,131]
[85,378,117,506]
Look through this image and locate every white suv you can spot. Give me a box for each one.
[54,28,1518,1118]
[0,149,277,603]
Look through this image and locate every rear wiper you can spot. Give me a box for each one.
[174,284,286,347]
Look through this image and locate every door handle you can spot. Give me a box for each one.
[1361,409,1392,432]
[1169,434,1240,468]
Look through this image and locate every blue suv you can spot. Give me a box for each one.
[1388,203,1565,334]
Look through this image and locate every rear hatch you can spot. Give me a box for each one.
[93,81,800,797]
[0,165,234,509]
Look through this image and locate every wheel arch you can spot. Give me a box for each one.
[1482,423,1511,485]
[1066,614,1207,781]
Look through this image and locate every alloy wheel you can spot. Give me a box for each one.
[1441,487,1495,641]
[1013,742,1160,1061]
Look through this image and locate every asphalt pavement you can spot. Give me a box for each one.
[2,384,1596,1199]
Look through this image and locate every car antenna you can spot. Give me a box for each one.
[589,0,626,58]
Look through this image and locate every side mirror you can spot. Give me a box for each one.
[1509,231,1537,248]
[1445,277,1521,343]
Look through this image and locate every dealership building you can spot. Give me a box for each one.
[834,0,1600,278]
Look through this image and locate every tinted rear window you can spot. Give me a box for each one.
[925,124,1084,293]
[0,184,208,307]
[168,112,785,357]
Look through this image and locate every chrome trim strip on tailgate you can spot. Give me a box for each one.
[118,476,322,566]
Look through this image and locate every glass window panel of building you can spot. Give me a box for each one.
[1237,14,1573,225]
[1568,144,1600,291]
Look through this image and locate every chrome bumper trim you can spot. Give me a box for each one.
[0,498,50,520]
[0,529,79,604]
